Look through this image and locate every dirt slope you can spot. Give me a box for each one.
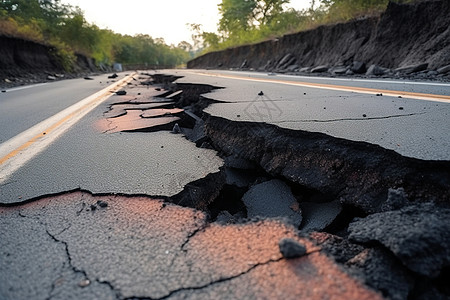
[0,36,99,86]
[188,1,450,76]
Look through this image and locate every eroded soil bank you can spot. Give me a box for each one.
[188,1,450,81]
[0,35,103,88]
[1,72,449,299]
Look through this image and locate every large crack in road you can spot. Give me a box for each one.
[1,72,449,299]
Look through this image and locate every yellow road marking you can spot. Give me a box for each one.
[193,72,450,103]
[0,74,134,166]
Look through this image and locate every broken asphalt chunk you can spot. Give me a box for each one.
[115,90,126,95]
[348,203,450,278]
[242,179,302,227]
[299,201,342,232]
[279,238,307,259]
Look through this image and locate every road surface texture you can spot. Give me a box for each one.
[1,70,449,299]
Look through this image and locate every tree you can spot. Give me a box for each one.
[218,0,289,35]
[218,0,256,34]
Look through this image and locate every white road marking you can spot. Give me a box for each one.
[0,73,135,183]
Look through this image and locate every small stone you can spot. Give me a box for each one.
[363,114,367,117]
[78,279,90,287]
[394,63,428,74]
[172,123,181,134]
[279,238,307,259]
[2,90,6,93]
[108,73,118,79]
[398,96,402,98]
[84,77,94,80]
[376,93,383,96]
[311,65,329,73]
[155,88,161,91]
[97,200,108,208]
[237,114,240,117]
[399,107,404,110]
[90,204,97,211]
[137,93,141,95]
[351,61,366,74]
[366,64,386,76]
[258,91,264,96]
[116,90,126,95]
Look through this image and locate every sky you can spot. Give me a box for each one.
[60,0,312,46]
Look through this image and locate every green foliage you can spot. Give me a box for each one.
[196,0,422,55]
[0,0,191,70]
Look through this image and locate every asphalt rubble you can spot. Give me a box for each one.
[1,72,449,299]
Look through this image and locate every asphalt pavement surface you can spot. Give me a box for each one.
[1,69,449,299]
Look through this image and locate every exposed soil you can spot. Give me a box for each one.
[188,0,450,81]
[0,35,103,88]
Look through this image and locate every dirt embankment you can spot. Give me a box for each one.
[0,36,100,87]
[188,0,450,79]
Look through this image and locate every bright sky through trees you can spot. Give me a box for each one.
[60,0,311,45]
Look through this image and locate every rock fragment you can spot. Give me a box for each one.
[171,123,181,134]
[394,63,428,74]
[311,65,329,73]
[366,64,386,76]
[351,61,366,74]
[279,238,307,259]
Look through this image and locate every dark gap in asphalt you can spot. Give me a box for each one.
[122,73,450,237]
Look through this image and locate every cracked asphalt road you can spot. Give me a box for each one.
[1,70,449,299]
[0,191,382,300]
[175,70,450,160]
